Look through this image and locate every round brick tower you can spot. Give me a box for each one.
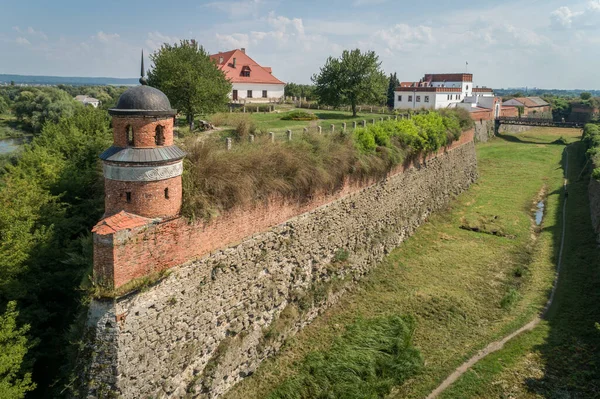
[101,80,184,219]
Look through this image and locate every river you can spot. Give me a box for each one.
[0,136,32,155]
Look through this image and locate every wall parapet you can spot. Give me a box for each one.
[83,131,478,398]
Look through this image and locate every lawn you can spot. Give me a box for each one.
[223,127,582,399]
[194,108,400,140]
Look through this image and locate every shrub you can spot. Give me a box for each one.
[233,115,257,140]
[281,110,318,121]
[267,316,422,399]
[584,123,600,180]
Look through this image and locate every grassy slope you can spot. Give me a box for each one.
[223,127,581,399]
[439,138,600,398]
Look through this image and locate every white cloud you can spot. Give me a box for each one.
[588,0,600,11]
[372,24,434,52]
[15,37,30,45]
[215,33,249,49]
[551,6,584,28]
[12,26,47,41]
[203,0,264,18]
[94,31,120,43]
[146,31,180,50]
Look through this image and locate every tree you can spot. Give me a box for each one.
[386,73,399,109]
[12,87,81,132]
[0,302,35,398]
[581,92,592,101]
[0,97,8,115]
[312,49,387,117]
[147,40,232,130]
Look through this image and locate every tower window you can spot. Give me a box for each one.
[126,125,134,146]
[126,192,132,203]
[164,188,169,199]
[155,125,165,146]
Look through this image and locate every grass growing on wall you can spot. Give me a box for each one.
[223,127,581,399]
[181,109,472,221]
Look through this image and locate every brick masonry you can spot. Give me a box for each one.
[83,131,478,398]
[103,173,182,219]
[112,115,174,148]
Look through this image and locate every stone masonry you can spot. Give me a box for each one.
[84,137,478,398]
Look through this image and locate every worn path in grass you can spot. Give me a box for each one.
[435,138,600,399]
[223,127,581,399]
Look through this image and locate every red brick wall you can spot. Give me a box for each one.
[112,116,174,148]
[94,130,475,288]
[469,109,493,121]
[501,107,519,118]
[104,174,182,218]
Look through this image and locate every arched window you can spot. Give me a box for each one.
[164,188,169,199]
[126,125,134,146]
[155,125,165,146]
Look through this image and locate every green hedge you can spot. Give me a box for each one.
[583,123,600,180]
[281,110,318,121]
[353,109,471,156]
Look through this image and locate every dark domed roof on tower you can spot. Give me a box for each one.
[109,85,176,116]
[108,49,177,117]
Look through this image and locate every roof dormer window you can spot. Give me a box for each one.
[241,66,251,77]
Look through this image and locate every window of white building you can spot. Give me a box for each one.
[424,96,429,103]
[397,95,402,101]
[416,96,421,102]
[408,95,413,102]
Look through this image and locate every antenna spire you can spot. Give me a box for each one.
[139,49,148,85]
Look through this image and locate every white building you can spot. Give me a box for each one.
[394,73,495,110]
[210,48,285,103]
[74,95,101,108]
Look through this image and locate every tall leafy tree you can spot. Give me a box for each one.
[386,72,399,109]
[147,40,232,130]
[312,49,387,117]
[0,301,35,399]
[13,88,81,133]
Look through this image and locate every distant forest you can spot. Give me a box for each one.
[495,88,600,97]
[0,74,138,86]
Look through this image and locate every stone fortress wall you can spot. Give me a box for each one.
[84,130,478,398]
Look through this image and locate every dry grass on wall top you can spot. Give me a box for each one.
[180,109,473,221]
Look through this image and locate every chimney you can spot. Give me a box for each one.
[233,58,237,67]
[219,56,224,64]
[241,48,246,54]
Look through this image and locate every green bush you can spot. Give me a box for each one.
[281,110,318,121]
[267,316,422,399]
[584,123,600,180]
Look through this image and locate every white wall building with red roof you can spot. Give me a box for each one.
[210,48,285,103]
[394,73,502,118]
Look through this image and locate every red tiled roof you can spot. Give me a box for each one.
[509,97,546,108]
[423,73,473,83]
[210,49,285,85]
[92,211,151,235]
[395,87,463,92]
[472,87,493,93]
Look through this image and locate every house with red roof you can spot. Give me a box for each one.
[210,48,285,103]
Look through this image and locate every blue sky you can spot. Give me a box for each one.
[1,0,599,89]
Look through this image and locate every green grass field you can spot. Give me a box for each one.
[223,127,586,399]
[438,136,600,399]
